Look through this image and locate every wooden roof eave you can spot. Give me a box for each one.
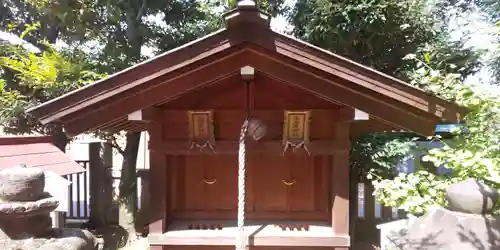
[60,67,245,135]
[26,16,464,137]
[60,48,439,136]
[26,27,234,124]
[243,51,438,135]
[244,28,465,124]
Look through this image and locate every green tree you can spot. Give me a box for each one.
[374,52,500,215]
[288,0,484,181]
[289,0,482,79]
[351,133,417,181]
[2,0,222,240]
[453,0,500,85]
[0,40,104,149]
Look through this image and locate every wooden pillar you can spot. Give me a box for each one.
[88,141,113,227]
[381,205,393,221]
[148,107,168,237]
[348,169,358,244]
[332,122,350,237]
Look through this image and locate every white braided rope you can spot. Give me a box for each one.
[236,119,249,250]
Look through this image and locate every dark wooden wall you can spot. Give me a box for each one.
[149,73,352,246]
[156,74,345,223]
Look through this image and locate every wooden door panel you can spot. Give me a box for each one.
[252,154,289,212]
[205,155,237,211]
[289,155,316,212]
[183,155,238,211]
[183,156,207,210]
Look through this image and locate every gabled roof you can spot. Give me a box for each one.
[0,136,86,176]
[26,3,464,136]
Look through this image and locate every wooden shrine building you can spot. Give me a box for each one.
[28,1,464,249]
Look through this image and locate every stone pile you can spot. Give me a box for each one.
[388,179,500,250]
[0,165,98,250]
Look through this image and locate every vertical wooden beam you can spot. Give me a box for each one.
[332,122,350,237]
[348,169,358,245]
[381,205,393,221]
[148,107,168,235]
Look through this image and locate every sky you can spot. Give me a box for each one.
[0,30,41,53]
[269,0,295,33]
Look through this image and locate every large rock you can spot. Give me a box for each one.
[388,207,500,250]
[446,179,498,214]
[0,166,45,202]
[0,228,98,250]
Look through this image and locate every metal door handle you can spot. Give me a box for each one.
[203,178,217,185]
[282,180,296,186]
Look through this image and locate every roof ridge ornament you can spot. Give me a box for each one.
[223,0,271,29]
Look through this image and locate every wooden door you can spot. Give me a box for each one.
[251,154,289,212]
[288,155,317,212]
[182,155,237,211]
[250,155,327,216]
[205,155,237,211]
[183,156,206,211]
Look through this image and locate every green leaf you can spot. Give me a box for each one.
[423,52,432,64]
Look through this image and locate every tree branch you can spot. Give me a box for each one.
[136,0,147,21]
[110,135,125,155]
